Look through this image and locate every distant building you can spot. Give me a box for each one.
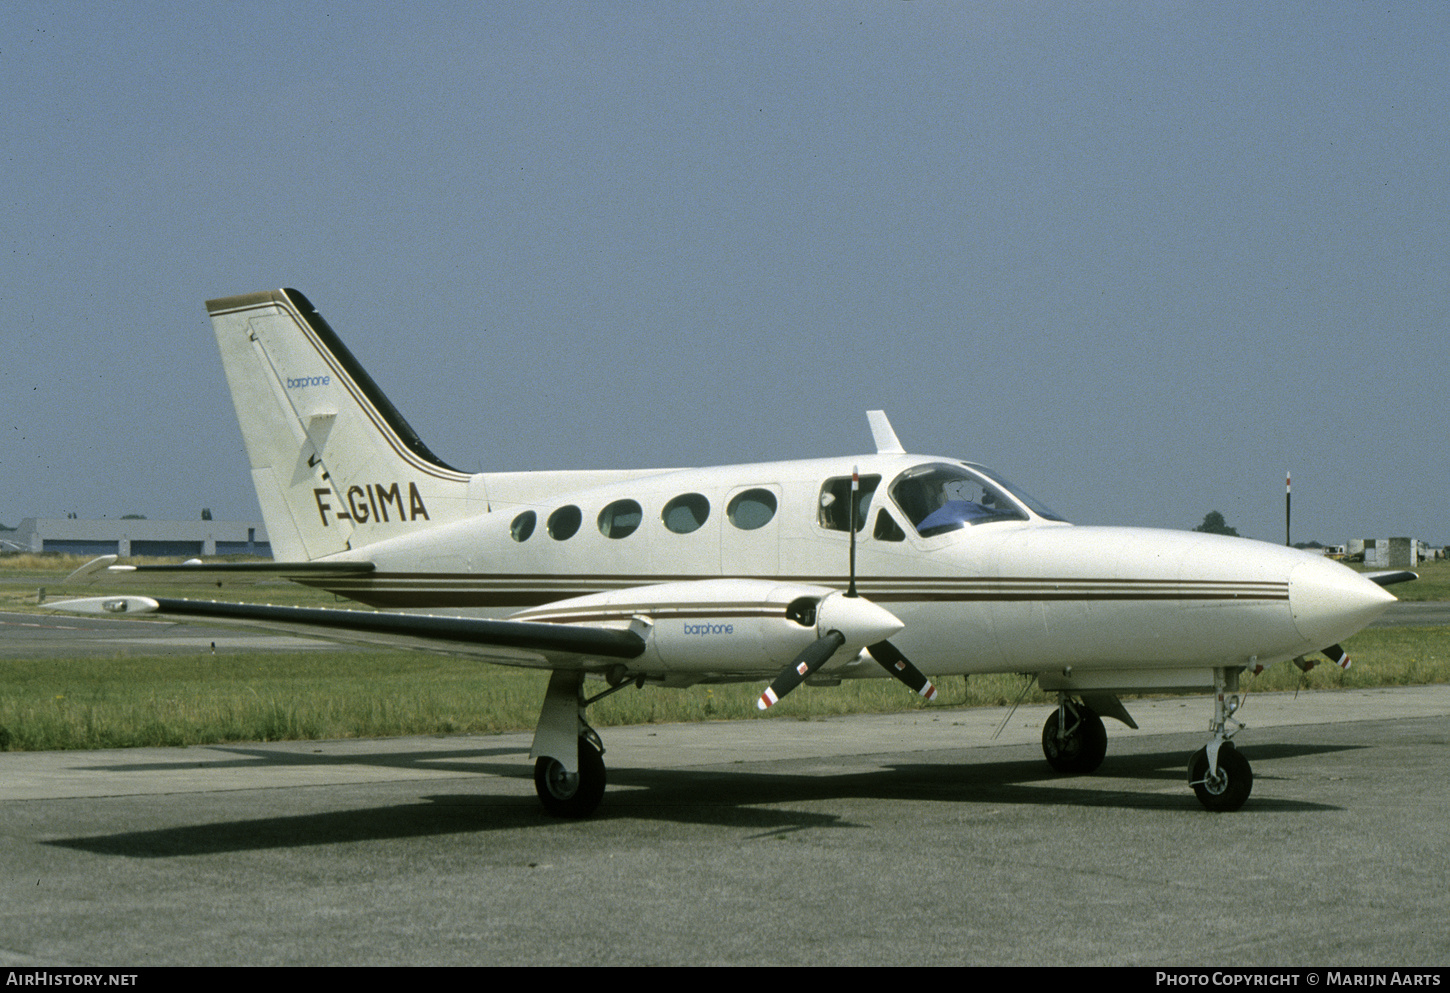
[1357,537,1427,568]
[11,518,270,558]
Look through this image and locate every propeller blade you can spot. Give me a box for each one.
[868,640,938,702]
[1365,570,1417,587]
[758,630,846,710]
[1323,644,1351,670]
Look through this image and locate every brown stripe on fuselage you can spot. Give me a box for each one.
[298,573,1289,611]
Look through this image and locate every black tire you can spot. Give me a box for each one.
[534,737,606,818]
[1188,744,1252,812]
[1041,703,1107,774]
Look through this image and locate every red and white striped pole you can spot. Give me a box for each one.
[847,466,859,597]
[1285,472,1291,547]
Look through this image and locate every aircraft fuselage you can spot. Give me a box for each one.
[311,452,1392,687]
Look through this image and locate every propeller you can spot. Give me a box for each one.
[844,465,937,700]
[758,629,847,710]
[758,466,937,708]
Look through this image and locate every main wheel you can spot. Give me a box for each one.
[1041,702,1107,774]
[1188,744,1252,812]
[534,737,606,818]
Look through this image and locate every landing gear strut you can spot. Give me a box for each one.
[1041,696,1107,774]
[1187,667,1253,812]
[530,670,636,818]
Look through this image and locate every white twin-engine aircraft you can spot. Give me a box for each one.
[54,289,1408,817]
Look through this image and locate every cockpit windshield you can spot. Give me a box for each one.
[964,463,1069,523]
[888,463,1029,537]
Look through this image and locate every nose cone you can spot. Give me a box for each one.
[1289,557,1396,649]
[816,591,906,646]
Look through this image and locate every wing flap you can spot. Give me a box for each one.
[45,596,645,670]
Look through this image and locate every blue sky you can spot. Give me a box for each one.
[3,2,1445,545]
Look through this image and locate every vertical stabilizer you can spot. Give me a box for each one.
[206,289,476,561]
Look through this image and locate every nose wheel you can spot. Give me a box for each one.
[1188,742,1252,812]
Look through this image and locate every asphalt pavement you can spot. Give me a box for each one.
[3,686,1448,967]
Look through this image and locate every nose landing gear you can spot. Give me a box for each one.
[1187,667,1253,812]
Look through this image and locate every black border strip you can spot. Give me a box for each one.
[280,288,464,475]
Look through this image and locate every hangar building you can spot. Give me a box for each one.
[9,518,271,559]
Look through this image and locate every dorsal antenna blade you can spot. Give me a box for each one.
[867,411,905,454]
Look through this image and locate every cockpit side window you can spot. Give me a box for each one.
[873,509,906,542]
[817,475,881,533]
[889,463,1028,537]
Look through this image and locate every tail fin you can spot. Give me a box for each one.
[207,289,475,561]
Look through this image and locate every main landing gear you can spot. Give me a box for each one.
[534,728,607,819]
[530,669,633,818]
[1041,697,1107,774]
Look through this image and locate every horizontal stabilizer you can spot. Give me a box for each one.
[1365,570,1417,587]
[64,554,375,587]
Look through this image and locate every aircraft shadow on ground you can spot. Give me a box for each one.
[46,739,1353,858]
[81,743,532,775]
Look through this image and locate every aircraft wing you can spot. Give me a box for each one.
[45,595,645,671]
[46,577,915,693]
[64,555,376,587]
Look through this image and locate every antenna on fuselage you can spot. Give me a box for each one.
[867,410,905,454]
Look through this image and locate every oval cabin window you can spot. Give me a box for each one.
[510,511,536,542]
[547,505,582,540]
[661,493,710,534]
[727,489,777,530]
[598,499,643,539]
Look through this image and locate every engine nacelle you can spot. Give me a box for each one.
[509,578,902,676]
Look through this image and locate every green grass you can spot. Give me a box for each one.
[0,651,550,751]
